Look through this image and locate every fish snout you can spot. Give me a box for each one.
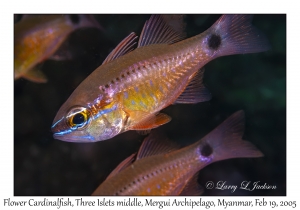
[51,117,69,136]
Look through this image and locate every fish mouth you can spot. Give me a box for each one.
[51,117,64,130]
[52,116,96,143]
[51,117,73,141]
[53,133,76,142]
[52,132,95,143]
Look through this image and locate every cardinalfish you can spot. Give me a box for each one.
[14,14,102,83]
[52,14,270,142]
[92,111,263,195]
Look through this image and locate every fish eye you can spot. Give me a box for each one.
[69,14,80,24]
[66,106,91,130]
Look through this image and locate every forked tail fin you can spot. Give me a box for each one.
[199,110,263,162]
[206,15,270,58]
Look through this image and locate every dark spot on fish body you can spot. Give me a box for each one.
[70,14,80,24]
[208,33,221,50]
[200,143,213,157]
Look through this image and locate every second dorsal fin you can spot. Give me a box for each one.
[138,15,186,47]
[102,32,138,65]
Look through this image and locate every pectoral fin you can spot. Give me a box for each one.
[22,67,47,83]
[129,112,171,131]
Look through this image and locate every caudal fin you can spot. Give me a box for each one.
[200,110,263,162]
[207,15,270,57]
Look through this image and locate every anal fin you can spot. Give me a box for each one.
[175,68,211,104]
[179,172,204,196]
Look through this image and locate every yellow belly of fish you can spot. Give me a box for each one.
[112,46,205,129]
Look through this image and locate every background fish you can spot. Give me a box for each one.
[92,111,263,195]
[52,14,270,142]
[14,14,102,83]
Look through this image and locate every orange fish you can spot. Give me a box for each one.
[92,111,263,195]
[14,14,102,83]
[52,15,270,142]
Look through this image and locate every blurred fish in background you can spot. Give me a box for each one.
[92,111,263,195]
[14,14,103,83]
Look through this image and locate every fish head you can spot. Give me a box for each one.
[51,94,125,142]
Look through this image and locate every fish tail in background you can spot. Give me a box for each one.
[207,15,270,57]
[199,110,263,163]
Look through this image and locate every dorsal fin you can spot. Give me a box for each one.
[105,153,136,180]
[136,130,181,160]
[138,15,186,47]
[174,68,212,104]
[102,32,138,65]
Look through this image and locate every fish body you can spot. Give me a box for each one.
[52,15,270,142]
[14,14,101,83]
[92,111,263,195]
